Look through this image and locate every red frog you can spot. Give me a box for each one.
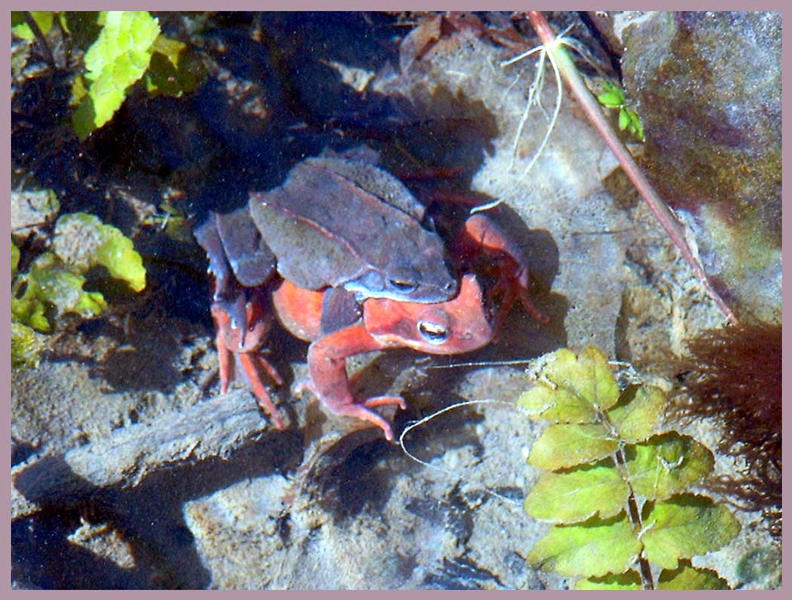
[208,212,545,440]
[198,150,547,439]
[271,273,493,440]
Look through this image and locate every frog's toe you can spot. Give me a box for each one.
[331,403,396,441]
[238,352,285,429]
[364,395,407,410]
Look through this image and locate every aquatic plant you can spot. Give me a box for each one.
[517,346,739,589]
[69,11,162,138]
[12,10,205,140]
[52,212,147,293]
[669,321,782,540]
[596,80,644,142]
[11,209,147,367]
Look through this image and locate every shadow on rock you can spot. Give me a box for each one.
[12,430,303,589]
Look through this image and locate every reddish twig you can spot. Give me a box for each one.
[527,11,737,326]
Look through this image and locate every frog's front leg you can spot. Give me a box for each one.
[211,288,285,430]
[306,322,406,441]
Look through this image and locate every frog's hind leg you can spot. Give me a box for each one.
[457,213,549,333]
[214,324,235,395]
[211,296,286,430]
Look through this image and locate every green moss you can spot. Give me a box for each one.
[11,209,146,333]
[53,212,146,293]
[11,322,47,370]
[11,251,108,332]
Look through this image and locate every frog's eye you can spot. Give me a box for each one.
[418,320,450,345]
[388,277,418,293]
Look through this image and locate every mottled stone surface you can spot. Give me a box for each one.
[616,11,782,323]
[11,12,779,590]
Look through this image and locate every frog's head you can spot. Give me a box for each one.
[362,274,493,354]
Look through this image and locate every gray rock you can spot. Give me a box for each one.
[616,11,781,323]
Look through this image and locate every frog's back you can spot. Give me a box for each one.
[249,155,457,303]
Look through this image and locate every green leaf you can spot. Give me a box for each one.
[596,81,625,108]
[151,34,185,67]
[12,11,54,39]
[71,97,97,140]
[517,347,620,422]
[53,213,146,292]
[608,385,666,442]
[528,513,641,577]
[93,226,147,292]
[624,108,645,141]
[642,495,741,570]
[83,12,160,80]
[517,383,595,423]
[658,561,730,590]
[618,108,630,131]
[69,73,89,107]
[72,11,160,138]
[626,434,714,499]
[576,570,642,590]
[12,242,20,277]
[524,460,628,522]
[528,423,618,470]
[143,38,206,98]
[11,252,108,332]
[597,91,623,108]
[11,322,46,370]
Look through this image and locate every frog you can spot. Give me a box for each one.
[194,147,547,437]
[270,273,493,440]
[247,146,459,304]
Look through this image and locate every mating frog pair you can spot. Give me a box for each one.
[195,148,546,440]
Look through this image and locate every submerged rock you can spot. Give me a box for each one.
[616,11,781,323]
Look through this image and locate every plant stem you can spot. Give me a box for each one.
[614,446,655,589]
[600,407,654,589]
[526,11,738,327]
[23,11,56,68]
